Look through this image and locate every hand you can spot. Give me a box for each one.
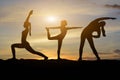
[93,35,100,38]
[103,34,106,37]
[46,27,49,31]
[111,17,117,20]
[29,32,31,36]
[29,10,33,15]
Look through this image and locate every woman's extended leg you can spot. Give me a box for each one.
[57,40,62,60]
[11,43,24,59]
[79,36,85,61]
[46,27,59,40]
[87,38,100,60]
[25,43,48,60]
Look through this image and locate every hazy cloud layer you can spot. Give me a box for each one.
[105,4,120,9]
[114,49,120,54]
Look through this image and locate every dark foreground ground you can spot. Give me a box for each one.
[0,59,120,79]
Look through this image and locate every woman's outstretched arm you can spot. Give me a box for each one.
[29,23,31,36]
[46,27,60,29]
[25,10,33,22]
[93,17,116,22]
[67,27,83,30]
[101,26,106,37]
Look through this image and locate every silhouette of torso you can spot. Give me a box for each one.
[82,21,100,38]
[59,26,67,39]
[22,29,28,43]
[21,22,30,43]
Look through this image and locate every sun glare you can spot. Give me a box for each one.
[47,16,57,22]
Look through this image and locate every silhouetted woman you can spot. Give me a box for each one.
[46,20,82,60]
[79,17,116,61]
[11,10,48,60]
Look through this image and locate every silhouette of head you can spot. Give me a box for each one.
[61,20,67,26]
[99,21,106,27]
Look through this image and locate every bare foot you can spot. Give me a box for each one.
[44,56,48,61]
[46,27,49,31]
[78,58,82,61]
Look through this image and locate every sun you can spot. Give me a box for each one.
[47,16,57,22]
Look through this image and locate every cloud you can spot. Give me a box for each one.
[114,49,120,54]
[105,4,120,9]
[104,4,120,15]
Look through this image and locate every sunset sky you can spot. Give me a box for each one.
[0,0,120,60]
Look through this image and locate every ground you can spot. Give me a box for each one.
[0,59,119,79]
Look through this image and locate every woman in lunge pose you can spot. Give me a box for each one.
[11,10,48,60]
